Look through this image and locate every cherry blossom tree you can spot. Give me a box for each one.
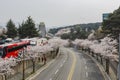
[0,57,17,80]
[0,37,69,79]
[73,36,118,61]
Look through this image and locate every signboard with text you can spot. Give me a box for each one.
[102,13,110,21]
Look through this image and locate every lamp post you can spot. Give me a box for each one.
[22,47,25,80]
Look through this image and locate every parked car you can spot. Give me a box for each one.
[5,38,13,43]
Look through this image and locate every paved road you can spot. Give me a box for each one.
[33,47,105,80]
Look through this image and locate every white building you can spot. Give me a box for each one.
[39,22,46,38]
[0,28,7,36]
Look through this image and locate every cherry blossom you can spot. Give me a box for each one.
[73,36,118,60]
[55,28,70,36]
[0,57,16,75]
[0,37,69,76]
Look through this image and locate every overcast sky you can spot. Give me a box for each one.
[0,0,119,28]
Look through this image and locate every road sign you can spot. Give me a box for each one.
[102,13,110,21]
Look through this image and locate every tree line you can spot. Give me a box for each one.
[49,22,101,40]
[49,22,101,35]
[60,26,90,40]
[49,6,120,41]
[3,16,40,39]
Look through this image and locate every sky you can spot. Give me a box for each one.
[0,0,120,29]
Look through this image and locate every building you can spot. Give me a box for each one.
[0,28,7,36]
[39,22,46,38]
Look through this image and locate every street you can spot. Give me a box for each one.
[33,47,105,80]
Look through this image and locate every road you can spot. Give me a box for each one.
[33,47,105,80]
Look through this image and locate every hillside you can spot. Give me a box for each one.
[49,22,101,35]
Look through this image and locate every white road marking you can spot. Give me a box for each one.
[85,66,87,70]
[83,59,86,65]
[60,64,63,68]
[55,69,59,74]
[65,58,67,61]
[63,60,65,63]
[49,78,52,80]
[84,61,86,65]
[27,60,55,80]
[86,72,88,77]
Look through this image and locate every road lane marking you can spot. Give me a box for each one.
[60,64,63,68]
[63,60,65,63]
[86,72,88,77]
[67,50,77,80]
[49,78,52,80]
[55,69,59,74]
[84,59,86,65]
[85,66,87,70]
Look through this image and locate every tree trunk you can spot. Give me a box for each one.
[4,74,7,80]
[92,52,94,57]
[96,54,98,60]
[100,55,103,65]
[106,58,109,74]
[32,59,35,73]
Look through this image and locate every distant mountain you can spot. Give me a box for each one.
[49,22,101,35]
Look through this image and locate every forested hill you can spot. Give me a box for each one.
[49,22,101,35]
